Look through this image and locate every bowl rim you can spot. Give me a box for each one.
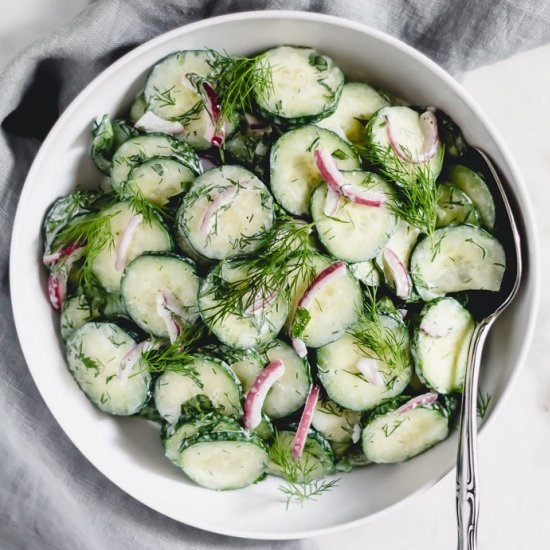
[9,9,541,540]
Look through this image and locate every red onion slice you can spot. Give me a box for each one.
[199,155,218,172]
[314,149,386,207]
[156,293,181,344]
[356,358,384,386]
[118,340,154,381]
[420,318,454,339]
[298,261,346,311]
[291,384,320,459]
[323,185,340,216]
[394,392,439,415]
[382,248,412,300]
[43,251,62,265]
[245,290,278,315]
[243,359,285,430]
[115,214,142,272]
[386,110,439,164]
[47,271,67,311]
[291,338,308,359]
[134,111,184,135]
[199,187,237,234]
[352,423,361,444]
[202,81,225,147]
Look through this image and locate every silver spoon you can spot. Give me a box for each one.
[456,147,523,550]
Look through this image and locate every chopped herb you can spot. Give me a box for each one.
[308,52,328,72]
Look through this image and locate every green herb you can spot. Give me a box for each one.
[331,148,348,160]
[291,307,311,339]
[206,49,274,128]
[150,86,177,109]
[349,287,410,390]
[358,139,440,240]
[269,432,339,509]
[201,215,317,326]
[477,392,492,419]
[465,237,487,259]
[308,52,328,71]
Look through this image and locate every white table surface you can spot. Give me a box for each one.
[2,4,550,549]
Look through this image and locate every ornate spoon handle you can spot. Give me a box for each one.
[456,318,493,550]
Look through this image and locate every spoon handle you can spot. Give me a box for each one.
[456,319,493,550]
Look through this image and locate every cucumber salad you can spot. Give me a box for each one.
[42,46,506,506]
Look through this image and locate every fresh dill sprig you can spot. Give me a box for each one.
[269,432,339,510]
[476,391,492,419]
[134,324,205,386]
[201,215,317,326]
[349,287,410,388]
[54,208,118,291]
[357,140,440,240]
[206,49,274,126]
[122,183,173,223]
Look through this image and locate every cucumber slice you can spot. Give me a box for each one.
[225,124,273,177]
[317,82,389,143]
[349,260,381,287]
[178,165,275,260]
[111,134,201,192]
[65,321,151,415]
[270,125,360,216]
[292,261,363,348]
[123,157,196,205]
[163,412,241,468]
[312,398,361,443]
[436,183,480,228]
[366,106,444,183]
[121,253,200,338]
[91,202,172,293]
[361,397,449,463]
[317,315,412,411]
[60,294,98,340]
[445,164,496,230]
[154,356,243,424]
[410,225,506,301]
[144,51,210,119]
[269,429,335,481]
[412,298,475,393]
[256,46,344,124]
[180,430,269,490]
[198,265,289,349]
[310,171,396,262]
[43,191,98,258]
[129,92,147,123]
[91,116,138,175]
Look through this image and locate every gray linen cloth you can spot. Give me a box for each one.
[1,1,549,549]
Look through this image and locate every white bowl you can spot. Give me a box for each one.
[10,10,540,540]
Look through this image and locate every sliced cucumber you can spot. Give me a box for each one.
[311,171,396,262]
[111,134,201,192]
[91,116,138,175]
[256,46,344,124]
[163,412,241,468]
[60,294,98,340]
[121,253,200,338]
[292,262,363,348]
[225,123,273,177]
[410,225,506,301]
[317,82,389,143]
[349,260,381,287]
[436,183,480,228]
[123,157,196,205]
[312,398,361,444]
[317,314,412,411]
[129,92,147,123]
[65,321,151,415]
[198,265,289,349]
[178,165,275,260]
[361,397,449,463]
[180,430,268,490]
[366,106,444,183]
[154,356,243,424]
[91,202,172,293]
[446,164,495,230]
[412,298,475,393]
[269,429,335,481]
[270,125,360,216]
